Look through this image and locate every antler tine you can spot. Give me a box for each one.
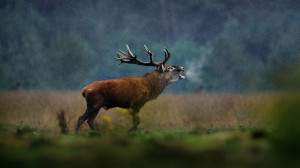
[144,45,154,63]
[115,51,126,65]
[115,48,136,66]
[119,50,127,55]
[115,44,136,62]
[144,45,151,54]
[126,44,134,57]
[115,51,128,60]
[162,47,171,64]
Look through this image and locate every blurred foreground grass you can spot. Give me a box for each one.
[0,129,271,168]
[0,91,300,167]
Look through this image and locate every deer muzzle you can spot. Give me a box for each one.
[178,66,185,80]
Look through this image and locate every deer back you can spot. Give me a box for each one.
[82,70,166,110]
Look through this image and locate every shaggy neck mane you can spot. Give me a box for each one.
[143,70,167,99]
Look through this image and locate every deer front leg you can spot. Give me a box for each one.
[128,111,140,132]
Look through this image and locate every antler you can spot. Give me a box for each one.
[116,44,171,66]
[162,47,171,64]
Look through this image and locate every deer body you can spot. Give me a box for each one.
[76,45,185,131]
[82,70,166,110]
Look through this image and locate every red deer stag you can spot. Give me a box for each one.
[76,45,185,131]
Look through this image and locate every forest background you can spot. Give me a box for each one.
[1,0,300,92]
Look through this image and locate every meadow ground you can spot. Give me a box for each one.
[0,91,299,167]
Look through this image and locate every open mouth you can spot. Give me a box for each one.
[179,71,185,80]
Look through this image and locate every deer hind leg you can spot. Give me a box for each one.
[128,110,141,132]
[87,108,100,130]
[76,109,89,131]
[76,91,104,131]
[76,107,100,131]
[76,100,102,132]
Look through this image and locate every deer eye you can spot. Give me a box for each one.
[167,67,174,71]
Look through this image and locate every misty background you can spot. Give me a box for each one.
[1,0,300,92]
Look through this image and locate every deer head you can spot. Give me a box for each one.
[116,45,185,85]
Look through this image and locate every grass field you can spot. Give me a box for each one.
[0,91,299,167]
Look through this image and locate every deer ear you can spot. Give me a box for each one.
[159,64,167,72]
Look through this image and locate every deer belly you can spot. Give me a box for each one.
[102,92,148,109]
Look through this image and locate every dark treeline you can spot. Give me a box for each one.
[0,0,300,92]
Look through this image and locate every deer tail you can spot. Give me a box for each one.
[81,87,87,98]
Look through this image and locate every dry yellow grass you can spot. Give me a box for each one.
[0,91,275,132]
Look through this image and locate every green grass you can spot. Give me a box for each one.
[0,128,272,168]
